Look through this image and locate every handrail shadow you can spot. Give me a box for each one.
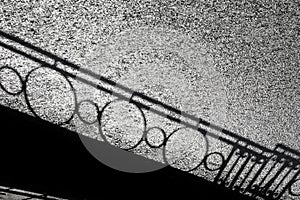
[0,30,299,200]
[0,104,256,200]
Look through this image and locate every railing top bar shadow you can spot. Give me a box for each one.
[0,30,81,71]
[0,29,299,160]
[0,186,66,200]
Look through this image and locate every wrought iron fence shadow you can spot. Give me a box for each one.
[0,30,299,200]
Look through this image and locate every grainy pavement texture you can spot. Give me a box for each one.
[0,0,299,175]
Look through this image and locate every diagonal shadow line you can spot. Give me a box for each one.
[0,186,62,200]
[1,29,300,200]
[0,104,259,200]
[0,29,299,158]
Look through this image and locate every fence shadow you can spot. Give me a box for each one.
[0,104,258,200]
[0,30,299,200]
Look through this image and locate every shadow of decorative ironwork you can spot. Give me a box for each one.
[0,30,299,200]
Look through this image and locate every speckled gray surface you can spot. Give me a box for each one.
[0,0,299,190]
[1,0,299,148]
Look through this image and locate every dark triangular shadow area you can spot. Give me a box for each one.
[0,105,255,200]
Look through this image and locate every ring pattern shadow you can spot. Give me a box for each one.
[0,30,299,200]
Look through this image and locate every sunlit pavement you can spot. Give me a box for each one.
[0,1,299,198]
[1,0,299,151]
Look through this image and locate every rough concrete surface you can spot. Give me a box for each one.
[0,0,299,184]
